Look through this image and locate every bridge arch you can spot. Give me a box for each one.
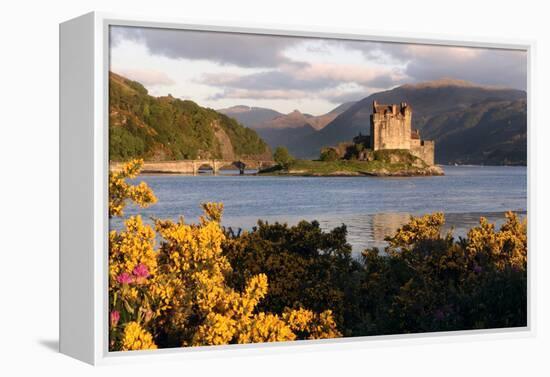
[193,161,217,175]
[218,160,247,175]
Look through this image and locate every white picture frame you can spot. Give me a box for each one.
[59,11,535,365]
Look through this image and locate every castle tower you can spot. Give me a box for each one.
[368,101,435,165]
[370,101,412,150]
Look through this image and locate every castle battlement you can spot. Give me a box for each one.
[372,100,411,118]
[370,101,435,165]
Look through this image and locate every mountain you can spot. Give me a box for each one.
[217,105,283,128]
[422,98,526,165]
[219,102,357,150]
[256,103,357,131]
[256,125,317,152]
[287,79,526,163]
[258,109,314,129]
[305,101,356,130]
[220,102,357,131]
[109,72,271,161]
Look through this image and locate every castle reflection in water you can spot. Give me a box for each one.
[316,211,525,256]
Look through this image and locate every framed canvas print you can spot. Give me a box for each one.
[60,12,533,365]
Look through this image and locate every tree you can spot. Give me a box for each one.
[319,147,339,161]
[222,220,363,336]
[273,146,294,169]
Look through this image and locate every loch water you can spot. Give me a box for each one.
[110,165,527,255]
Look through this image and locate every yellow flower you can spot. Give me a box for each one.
[283,308,314,332]
[121,322,157,351]
[467,211,527,271]
[109,161,342,351]
[109,159,156,218]
[237,313,296,344]
[109,215,157,285]
[387,212,445,248]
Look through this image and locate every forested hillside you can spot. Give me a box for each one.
[109,72,270,161]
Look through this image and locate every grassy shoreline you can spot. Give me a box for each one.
[259,158,444,177]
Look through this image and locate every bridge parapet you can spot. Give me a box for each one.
[110,159,275,175]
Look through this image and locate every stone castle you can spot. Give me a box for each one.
[369,101,435,165]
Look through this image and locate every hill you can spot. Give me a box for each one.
[217,105,283,128]
[219,102,357,151]
[254,103,357,131]
[257,109,314,129]
[422,98,527,165]
[109,72,271,161]
[255,124,317,152]
[305,101,356,130]
[286,79,526,164]
[219,102,356,132]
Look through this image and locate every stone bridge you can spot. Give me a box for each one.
[111,159,275,175]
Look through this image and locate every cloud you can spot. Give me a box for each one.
[110,26,300,68]
[345,41,527,90]
[201,69,337,91]
[209,84,373,104]
[116,68,175,86]
[404,48,527,89]
[209,88,309,101]
[324,90,371,104]
[295,63,406,86]
[111,26,527,114]
[200,62,406,98]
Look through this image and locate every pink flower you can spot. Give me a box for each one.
[116,272,133,284]
[132,263,150,278]
[110,310,120,327]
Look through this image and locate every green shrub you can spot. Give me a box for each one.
[319,148,340,161]
[273,146,294,169]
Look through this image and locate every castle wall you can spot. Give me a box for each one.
[410,139,421,147]
[370,108,412,150]
[410,141,435,166]
[369,101,435,166]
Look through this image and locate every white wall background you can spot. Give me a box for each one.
[0,0,548,375]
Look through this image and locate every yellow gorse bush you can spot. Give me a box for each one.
[109,160,341,351]
[121,322,158,351]
[109,159,157,218]
[385,211,527,273]
[466,211,527,271]
[386,212,447,248]
[368,211,527,332]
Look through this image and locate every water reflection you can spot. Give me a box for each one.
[315,211,526,255]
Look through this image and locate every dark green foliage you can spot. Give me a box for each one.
[222,214,527,337]
[359,251,527,335]
[319,147,339,161]
[358,213,527,335]
[109,72,269,161]
[109,121,147,160]
[372,149,420,164]
[222,220,363,336]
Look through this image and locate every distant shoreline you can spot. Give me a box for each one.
[109,161,525,176]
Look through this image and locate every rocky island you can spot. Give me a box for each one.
[260,150,443,177]
[259,101,444,177]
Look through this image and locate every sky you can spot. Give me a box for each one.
[110,26,527,115]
